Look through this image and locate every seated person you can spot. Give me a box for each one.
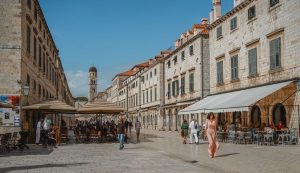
[276,121,285,130]
[48,123,57,148]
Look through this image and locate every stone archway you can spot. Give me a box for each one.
[272,103,287,127]
[251,105,261,128]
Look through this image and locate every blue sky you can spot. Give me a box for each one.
[39,0,233,97]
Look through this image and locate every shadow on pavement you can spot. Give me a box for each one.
[0,145,54,157]
[127,133,162,144]
[0,163,88,173]
[215,153,240,158]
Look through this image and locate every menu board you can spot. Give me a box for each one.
[0,95,20,127]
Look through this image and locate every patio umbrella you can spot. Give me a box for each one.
[77,100,124,114]
[22,100,76,113]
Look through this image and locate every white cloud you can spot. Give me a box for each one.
[66,70,112,97]
[66,70,88,97]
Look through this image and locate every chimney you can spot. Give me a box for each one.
[213,0,221,21]
[209,9,214,23]
[234,0,244,7]
[201,18,208,25]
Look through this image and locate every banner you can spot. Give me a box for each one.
[0,95,20,126]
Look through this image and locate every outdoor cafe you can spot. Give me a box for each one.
[0,99,124,153]
[179,81,299,146]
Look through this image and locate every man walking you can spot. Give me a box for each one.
[189,119,199,144]
[135,119,141,143]
[117,118,125,150]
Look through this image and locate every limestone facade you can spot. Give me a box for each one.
[164,31,210,131]
[208,0,300,129]
[0,0,74,135]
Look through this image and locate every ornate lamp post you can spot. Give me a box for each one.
[22,84,30,105]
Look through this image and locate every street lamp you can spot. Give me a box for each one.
[22,84,30,105]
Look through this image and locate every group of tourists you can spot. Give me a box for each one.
[181,113,219,158]
[35,117,60,148]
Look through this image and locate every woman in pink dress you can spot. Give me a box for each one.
[205,113,219,158]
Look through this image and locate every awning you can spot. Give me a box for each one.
[77,100,124,114]
[178,81,293,115]
[22,100,76,113]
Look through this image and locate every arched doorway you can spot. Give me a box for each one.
[251,106,261,128]
[272,103,286,127]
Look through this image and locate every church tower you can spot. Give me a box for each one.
[88,66,97,102]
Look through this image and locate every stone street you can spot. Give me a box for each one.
[0,129,299,173]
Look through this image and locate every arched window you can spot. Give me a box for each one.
[272,103,286,127]
[251,106,261,128]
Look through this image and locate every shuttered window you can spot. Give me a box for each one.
[270,37,281,69]
[248,48,257,75]
[217,61,224,84]
[230,17,237,30]
[181,77,185,95]
[189,73,194,92]
[248,6,256,20]
[27,25,31,54]
[231,55,239,80]
[167,83,171,99]
[217,26,222,39]
[172,80,179,97]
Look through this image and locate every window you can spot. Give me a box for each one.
[142,91,145,104]
[154,87,157,101]
[150,88,153,102]
[181,51,185,60]
[231,55,239,80]
[270,37,281,69]
[38,45,41,68]
[248,48,257,75]
[217,61,224,84]
[173,56,177,65]
[181,77,185,95]
[154,68,157,76]
[33,37,37,63]
[248,6,256,20]
[189,46,194,56]
[189,73,194,92]
[26,74,30,87]
[217,26,222,39]
[34,7,38,21]
[27,0,31,9]
[27,25,31,54]
[38,84,41,97]
[167,60,171,68]
[33,80,36,94]
[136,94,138,106]
[150,71,152,78]
[146,89,149,103]
[270,0,280,7]
[172,80,179,97]
[230,17,237,30]
[167,83,171,99]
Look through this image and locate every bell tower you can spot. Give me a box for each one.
[88,66,97,102]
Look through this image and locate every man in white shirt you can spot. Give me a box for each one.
[189,119,199,144]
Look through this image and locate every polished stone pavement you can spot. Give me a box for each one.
[0,129,299,173]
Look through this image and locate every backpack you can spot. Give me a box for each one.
[194,123,198,129]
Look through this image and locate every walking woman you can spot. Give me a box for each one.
[205,113,219,158]
[181,119,189,144]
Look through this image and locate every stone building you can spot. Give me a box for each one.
[164,19,210,131]
[140,53,169,130]
[0,0,74,135]
[181,0,300,133]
